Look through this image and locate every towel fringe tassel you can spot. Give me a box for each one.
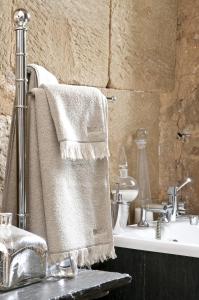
[48,243,116,267]
[60,140,110,160]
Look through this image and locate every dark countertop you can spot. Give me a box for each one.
[0,270,131,300]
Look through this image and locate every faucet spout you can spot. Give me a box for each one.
[168,177,192,221]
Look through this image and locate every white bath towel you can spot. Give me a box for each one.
[3,64,58,231]
[3,65,115,266]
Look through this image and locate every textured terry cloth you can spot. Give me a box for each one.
[41,84,110,161]
[29,86,115,265]
[3,65,115,266]
[3,64,58,229]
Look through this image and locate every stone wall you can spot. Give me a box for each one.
[109,0,177,91]
[159,0,199,213]
[0,1,177,212]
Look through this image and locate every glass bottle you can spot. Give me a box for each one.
[135,129,152,225]
[111,147,139,233]
[117,146,139,203]
[0,213,47,291]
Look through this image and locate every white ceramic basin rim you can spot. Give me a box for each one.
[114,218,199,258]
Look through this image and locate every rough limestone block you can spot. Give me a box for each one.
[0,0,12,74]
[0,115,11,193]
[159,0,199,214]
[102,88,160,200]
[0,1,14,116]
[12,0,110,87]
[109,0,177,91]
[159,89,178,201]
[176,75,199,213]
[177,0,199,214]
[178,0,199,20]
[176,8,199,78]
[0,72,15,116]
[159,73,199,214]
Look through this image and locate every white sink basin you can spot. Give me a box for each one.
[114,218,199,258]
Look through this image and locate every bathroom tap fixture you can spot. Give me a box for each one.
[138,203,173,228]
[167,177,192,222]
[137,177,191,228]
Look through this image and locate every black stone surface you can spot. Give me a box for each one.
[94,247,199,300]
[0,269,131,300]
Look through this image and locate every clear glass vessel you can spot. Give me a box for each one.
[0,213,47,291]
[135,128,151,207]
[113,146,139,204]
[111,147,139,233]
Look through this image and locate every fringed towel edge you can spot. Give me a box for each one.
[48,243,116,267]
[60,140,110,160]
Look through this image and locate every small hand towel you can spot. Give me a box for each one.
[41,84,109,160]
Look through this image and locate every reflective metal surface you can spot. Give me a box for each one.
[0,213,47,291]
[168,177,192,222]
[189,215,199,225]
[13,9,115,230]
[14,9,30,229]
[111,188,131,234]
[0,270,131,300]
[138,203,173,228]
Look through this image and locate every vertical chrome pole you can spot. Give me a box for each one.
[13,9,30,229]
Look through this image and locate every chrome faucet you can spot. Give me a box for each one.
[138,204,173,239]
[167,177,192,222]
[137,178,192,238]
[138,203,173,228]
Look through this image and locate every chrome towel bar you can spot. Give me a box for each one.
[14,8,30,229]
[27,92,116,102]
[13,8,116,229]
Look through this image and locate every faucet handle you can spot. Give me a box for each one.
[177,177,192,192]
[167,178,192,196]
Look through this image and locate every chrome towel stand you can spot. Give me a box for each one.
[14,9,30,229]
[13,8,116,230]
